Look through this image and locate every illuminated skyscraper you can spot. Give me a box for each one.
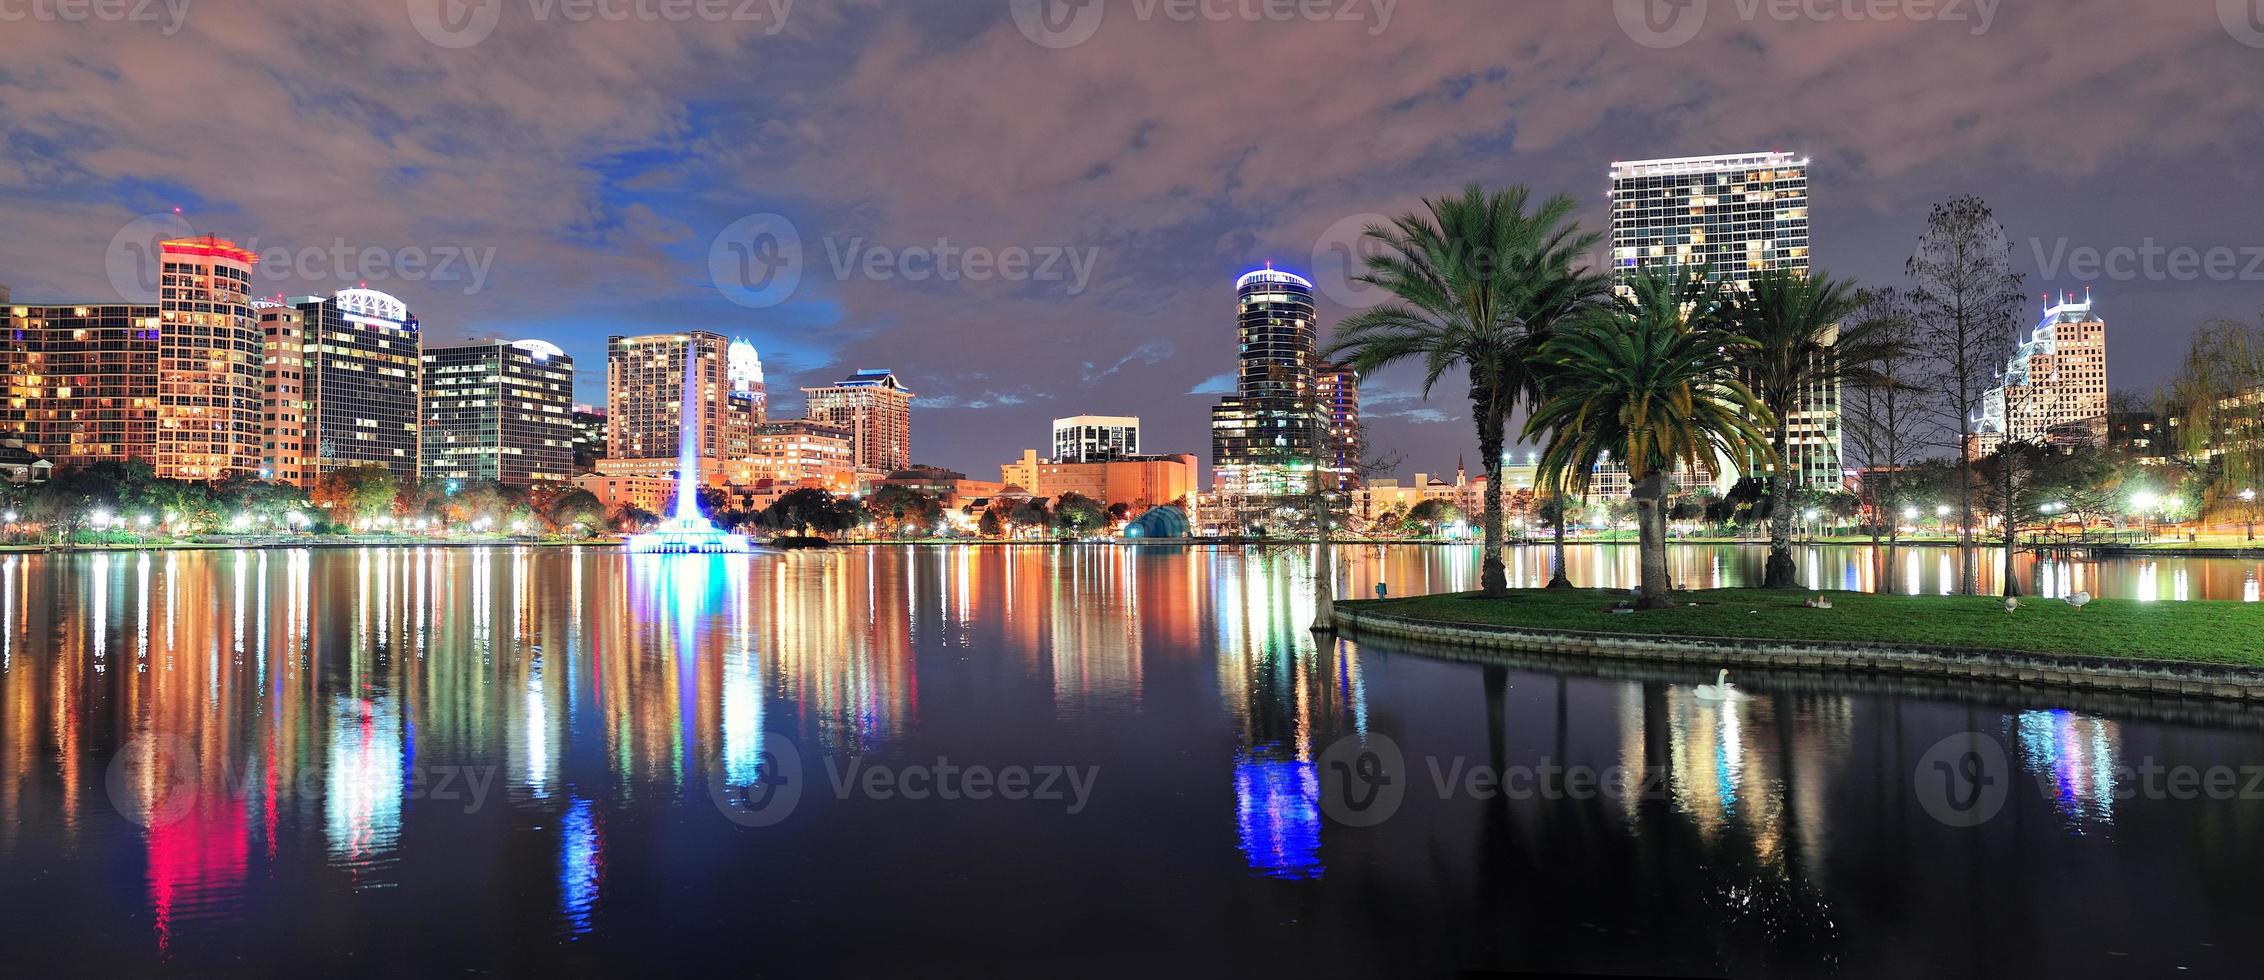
[802,369,913,473]
[257,302,310,485]
[1970,294,2110,458]
[1,236,264,480]
[1316,362,1361,491]
[421,340,577,486]
[289,289,423,483]
[606,333,756,461]
[1609,152,1837,489]
[1210,267,1324,502]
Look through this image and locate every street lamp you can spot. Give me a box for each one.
[2133,491,2160,540]
[1936,504,1951,537]
[2242,488,2257,542]
[1803,508,1821,541]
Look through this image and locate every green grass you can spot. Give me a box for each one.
[1352,588,2264,666]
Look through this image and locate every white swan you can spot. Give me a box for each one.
[1694,669,1745,702]
[2005,596,2019,613]
[2065,591,2092,611]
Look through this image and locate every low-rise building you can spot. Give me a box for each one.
[999,450,1197,510]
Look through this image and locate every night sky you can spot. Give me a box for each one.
[2,0,2259,481]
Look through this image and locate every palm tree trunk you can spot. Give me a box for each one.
[1764,428,1798,588]
[1476,397,1509,597]
[1547,490,1573,589]
[1634,471,1673,610]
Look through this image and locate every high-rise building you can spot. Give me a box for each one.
[605,332,758,472]
[288,288,423,483]
[421,339,577,486]
[1316,362,1362,490]
[1970,294,2110,458]
[1052,415,1140,462]
[571,404,607,473]
[802,369,914,473]
[257,302,310,485]
[1609,152,1836,489]
[1210,267,1324,501]
[748,418,857,489]
[1,236,264,481]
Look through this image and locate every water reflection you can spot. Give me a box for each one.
[0,545,2261,975]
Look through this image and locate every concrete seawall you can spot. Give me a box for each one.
[1333,605,2264,702]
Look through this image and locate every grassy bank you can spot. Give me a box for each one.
[1352,588,2264,666]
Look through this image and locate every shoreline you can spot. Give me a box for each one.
[1334,600,2264,703]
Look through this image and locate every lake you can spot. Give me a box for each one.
[1,544,2260,975]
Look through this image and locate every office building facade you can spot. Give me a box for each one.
[290,288,422,483]
[421,339,577,486]
[1210,267,1325,501]
[1970,296,2110,458]
[1609,152,1837,489]
[1052,415,1140,462]
[802,369,914,473]
[2,236,265,480]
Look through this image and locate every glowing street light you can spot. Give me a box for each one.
[2242,488,2257,541]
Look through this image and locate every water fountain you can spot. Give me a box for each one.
[625,346,754,555]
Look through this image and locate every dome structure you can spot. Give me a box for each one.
[1123,505,1190,539]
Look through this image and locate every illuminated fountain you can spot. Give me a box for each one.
[626,345,753,555]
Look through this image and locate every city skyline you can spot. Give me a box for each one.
[3,3,2261,484]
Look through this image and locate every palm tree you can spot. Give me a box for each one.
[1324,184,1606,596]
[1525,268,1774,610]
[1723,269,1904,589]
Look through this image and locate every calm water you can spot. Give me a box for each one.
[3,544,2263,976]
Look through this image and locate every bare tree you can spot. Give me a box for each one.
[1841,287,1929,592]
[1907,196,2026,595]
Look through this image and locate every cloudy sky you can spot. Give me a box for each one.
[3,0,2260,479]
